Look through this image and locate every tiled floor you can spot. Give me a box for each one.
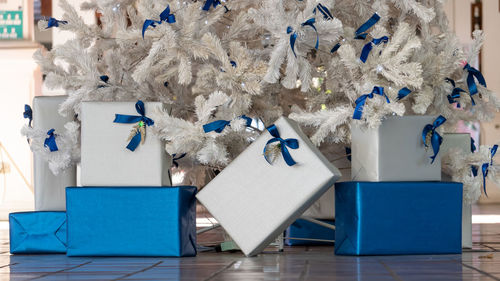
[3,205,500,280]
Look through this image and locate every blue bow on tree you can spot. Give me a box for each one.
[445,78,471,108]
[480,145,498,197]
[263,124,299,166]
[354,13,380,40]
[463,63,487,97]
[46,17,68,28]
[287,18,319,58]
[113,100,154,151]
[23,104,32,127]
[422,115,447,164]
[44,129,59,152]
[359,36,388,63]
[313,3,333,20]
[202,0,221,11]
[471,137,477,153]
[352,86,390,120]
[203,115,252,133]
[142,5,176,38]
[397,87,412,101]
[172,153,187,168]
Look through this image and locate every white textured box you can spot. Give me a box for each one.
[33,96,77,211]
[196,117,342,256]
[441,133,472,249]
[351,116,441,181]
[81,102,171,186]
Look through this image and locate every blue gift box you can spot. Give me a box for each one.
[335,182,462,255]
[66,186,197,257]
[285,219,335,246]
[9,211,67,254]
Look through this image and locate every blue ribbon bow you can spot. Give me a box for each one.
[46,17,68,28]
[360,36,388,63]
[263,124,299,166]
[471,137,476,153]
[463,63,487,97]
[202,0,221,11]
[301,18,319,50]
[113,100,154,151]
[352,86,390,120]
[142,5,176,38]
[172,153,186,168]
[313,3,333,20]
[480,145,498,197]
[330,42,341,53]
[23,104,32,127]
[44,129,59,152]
[397,87,412,100]
[98,75,109,88]
[445,78,471,108]
[203,115,252,133]
[422,115,447,164]
[287,26,298,57]
[355,13,380,40]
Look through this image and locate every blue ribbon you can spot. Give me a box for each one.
[345,147,351,162]
[471,137,476,153]
[44,129,58,152]
[263,124,299,166]
[113,100,154,151]
[360,36,388,63]
[230,60,237,68]
[352,86,390,120]
[301,18,319,50]
[463,63,487,97]
[330,42,341,53]
[355,13,380,40]
[46,18,68,28]
[142,5,176,38]
[172,153,186,168]
[98,75,109,88]
[445,78,471,107]
[202,0,221,11]
[23,104,32,127]
[422,115,446,164]
[287,26,298,57]
[397,87,412,100]
[203,115,252,133]
[480,145,498,197]
[313,3,333,20]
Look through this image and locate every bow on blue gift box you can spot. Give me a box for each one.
[263,124,299,166]
[142,5,176,38]
[422,115,446,164]
[113,100,154,152]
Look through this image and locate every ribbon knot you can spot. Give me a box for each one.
[203,115,252,133]
[202,0,221,11]
[352,86,390,120]
[172,153,186,168]
[23,104,32,127]
[142,5,176,38]
[360,36,388,63]
[44,129,59,152]
[113,100,154,151]
[397,87,412,101]
[313,3,333,20]
[463,63,487,97]
[445,78,471,107]
[263,124,299,166]
[422,115,447,164]
[46,18,68,28]
[480,145,498,197]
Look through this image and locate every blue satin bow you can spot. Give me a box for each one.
[46,17,68,28]
[422,115,447,164]
[463,63,487,97]
[23,104,32,127]
[113,100,154,151]
[142,5,176,38]
[313,3,333,20]
[98,75,109,88]
[352,86,390,120]
[355,13,380,40]
[301,18,319,50]
[172,153,186,168]
[480,145,498,196]
[44,129,59,152]
[360,36,388,63]
[287,26,298,57]
[263,124,299,166]
[445,78,471,108]
[203,115,252,133]
[202,0,221,11]
[397,87,412,100]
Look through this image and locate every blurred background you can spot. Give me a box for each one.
[0,0,499,220]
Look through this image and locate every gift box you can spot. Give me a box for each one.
[335,181,462,255]
[302,188,335,219]
[285,219,335,246]
[9,211,67,254]
[33,95,76,211]
[66,186,196,257]
[441,133,473,249]
[351,116,441,181]
[196,117,342,256]
[80,101,171,186]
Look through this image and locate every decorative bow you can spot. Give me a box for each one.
[172,153,186,168]
[301,18,319,50]
[203,115,252,133]
[359,36,388,63]
[98,75,109,88]
[202,0,221,11]
[480,145,498,197]
[142,5,176,38]
[352,86,390,120]
[23,104,32,127]
[463,63,487,97]
[397,87,412,101]
[46,18,68,28]
[44,129,59,152]
[422,115,447,164]
[263,124,299,166]
[354,13,380,40]
[113,100,154,152]
[445,78,471,108]
[313,3,333,20]
[287,26,298,57]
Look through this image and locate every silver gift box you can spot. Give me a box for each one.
[196,117,342,256]
[351,116,441,181]
[33,95,77,211]
[80,102,171,186]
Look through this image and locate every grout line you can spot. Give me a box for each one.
[28,261,92,280]
[462,263,500,281]
[112,261,163,280]
[379,261,404,281]
[203,260,237,281]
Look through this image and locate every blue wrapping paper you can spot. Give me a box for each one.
[9,212,67,254]
[285,219,335,246]
[66,186,197,257]
[335,182,462,255]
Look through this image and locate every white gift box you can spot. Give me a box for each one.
[441,133,472,249]
[80,102,171,186]
[33,96,77,211]
[351,116,441,181]
[196,117,342,256]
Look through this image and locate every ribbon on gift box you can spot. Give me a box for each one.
[44,129,58,152]
[463,62,487,97]
[360,36,388,63]
[23,104,32,128]
[203,115,252,133]
[422,115,446,164]
[142,5,176,38]
[331,13,380,53]
[113,100,154,152]
[263,124,299,166]
[352,86,390,120]
[46,17,68,28]
[480,145,498,196]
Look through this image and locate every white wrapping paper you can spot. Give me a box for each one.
[351,116,441,181]
[33,96,76,211]
[196,117,342,256]
[80,102,171,186]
